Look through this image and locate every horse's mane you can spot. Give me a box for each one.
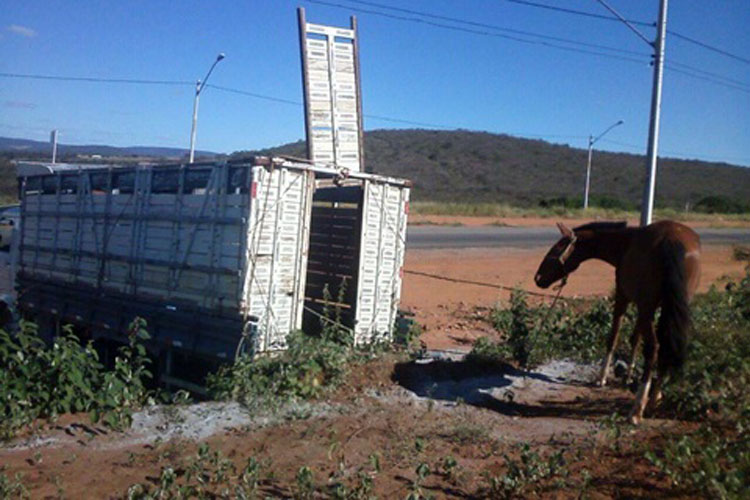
[573,221,628,232]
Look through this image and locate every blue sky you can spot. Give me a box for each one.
[1,0,748,166]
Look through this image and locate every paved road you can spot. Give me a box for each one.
[406,225,750,250]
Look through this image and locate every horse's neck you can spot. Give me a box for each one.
[580,229,633,267]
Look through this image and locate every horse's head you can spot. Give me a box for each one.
[534,222,579,289]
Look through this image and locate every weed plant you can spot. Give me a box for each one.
[470,290,623,369]
[645,268,750,498]
[410,201,750,223]
[0,318,153,439]
[481,443,568,499]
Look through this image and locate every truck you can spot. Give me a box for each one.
[14,157,410,390]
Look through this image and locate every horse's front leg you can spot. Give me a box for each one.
[597,295,627,387]
[629,309,657,425]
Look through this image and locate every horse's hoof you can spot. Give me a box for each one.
[647,394,663,413]
[596,378,607,387]
[628,409,643,425]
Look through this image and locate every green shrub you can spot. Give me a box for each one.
[207,330,352,407]
[694,195,750,214]
[0,318,153,439]
[646,269,750,498]
[474,291,617,369]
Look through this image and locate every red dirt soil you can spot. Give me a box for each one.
[401,243,746,352]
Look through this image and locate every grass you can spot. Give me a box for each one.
[410,201,750,223]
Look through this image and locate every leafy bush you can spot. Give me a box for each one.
[0,318,153,439]
[645,269,750,498]
[694,195,750,214]
[207,330,352,407]
[473,290,617,369]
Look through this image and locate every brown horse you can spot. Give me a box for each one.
[534,220,701,424]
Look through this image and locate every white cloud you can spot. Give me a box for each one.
[7,24,37,38]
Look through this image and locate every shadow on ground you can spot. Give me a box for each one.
[392,358,632,419]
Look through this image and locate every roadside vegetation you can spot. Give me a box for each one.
[470,266,750,499]
[410,200,750,223]
[0,318,154,439]
[2,267,749,497]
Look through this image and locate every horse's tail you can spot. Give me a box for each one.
[657,239,690,373]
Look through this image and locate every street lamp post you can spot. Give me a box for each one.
[188,53,225,163]
[583,120,623,210]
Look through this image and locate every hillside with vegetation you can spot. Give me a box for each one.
[246,129,750,212]
[3,129,749,211]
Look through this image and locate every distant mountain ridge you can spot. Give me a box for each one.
[3,130,749,209]
[0,136,216,158]
[244,129,750,209]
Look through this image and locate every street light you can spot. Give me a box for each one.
[188,53,225,163]
[583,119,623,210]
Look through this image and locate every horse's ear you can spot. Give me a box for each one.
[557,222,573,238]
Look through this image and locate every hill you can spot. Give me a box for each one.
[2,130,748,211]
[246,129,750,211]
[0,136,216,158]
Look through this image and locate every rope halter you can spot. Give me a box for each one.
[557,234,578,265]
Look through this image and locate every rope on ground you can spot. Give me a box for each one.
[403,269,601,301]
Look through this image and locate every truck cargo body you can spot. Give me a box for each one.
[15,157,410,386]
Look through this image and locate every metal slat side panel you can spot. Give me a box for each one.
[18,165,248,312]
[354,182,383,343]
[353,181,410,344]
[388,185,410,333]
[292,172,315,330]
[243,166,313,351]
[299,11,363,172]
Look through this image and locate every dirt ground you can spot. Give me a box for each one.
[408,213,750,229]
[1,218,746,498]
[1,355,682,499]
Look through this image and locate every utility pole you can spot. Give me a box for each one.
[640,0,668,226]
[595,0,669,226]
[584,120,623,210]
[50,129,58,164]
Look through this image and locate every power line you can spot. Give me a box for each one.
[503,0,652,26]
[310,0,750,93]
[668,31,750,66]
[666,61,750,90]
[500,0,750,65]
[0,71,192,86]
[206,84,302,106]
[665,65,750,94]
[1,75,745,165]
[336,0,645,57]
[304,0,649,64]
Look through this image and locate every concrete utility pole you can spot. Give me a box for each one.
[596,0,669,226]
[640,0,668,226]
[50,129,58,164]
[584,120,623,209]
[189,53,225,163]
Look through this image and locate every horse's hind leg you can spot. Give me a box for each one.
[626,329,642,383]
[597,294,627,387]
[629,309,657,425]
[647,367,666,413]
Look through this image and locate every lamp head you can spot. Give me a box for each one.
[217,53,226,62]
